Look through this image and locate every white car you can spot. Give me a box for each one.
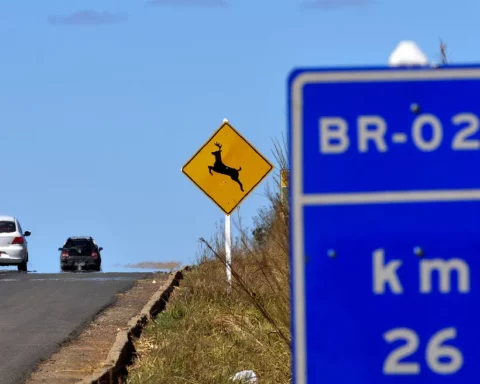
[0,216,31,271]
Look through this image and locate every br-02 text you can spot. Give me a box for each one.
[319,113,480,154]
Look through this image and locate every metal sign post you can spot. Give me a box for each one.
[225,211,232,286]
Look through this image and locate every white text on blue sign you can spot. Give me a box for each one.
[319,113,480,153]
[374,249,468,376]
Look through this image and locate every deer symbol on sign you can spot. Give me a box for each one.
[208,142,244,192]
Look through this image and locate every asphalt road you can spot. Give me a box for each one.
[0,270,153,384]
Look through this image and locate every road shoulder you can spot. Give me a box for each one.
[25,271,178,384]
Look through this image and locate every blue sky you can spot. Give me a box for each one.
[1,0,478,273]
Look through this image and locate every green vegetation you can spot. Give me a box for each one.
[126,138,291,383]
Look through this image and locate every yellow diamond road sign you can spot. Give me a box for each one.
[182,120,274,215]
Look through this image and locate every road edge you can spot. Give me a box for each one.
[80,267,189,384]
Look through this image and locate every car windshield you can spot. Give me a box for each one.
[0,221,16,233]
[65,239,94,250]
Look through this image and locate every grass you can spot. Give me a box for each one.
[126,137,291,384]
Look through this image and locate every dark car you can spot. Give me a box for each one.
[59,236,103,272]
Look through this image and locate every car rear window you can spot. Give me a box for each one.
[65,239,94,249]
[0,221,16,233]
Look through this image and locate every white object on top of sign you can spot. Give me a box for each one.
[388,40,429,67]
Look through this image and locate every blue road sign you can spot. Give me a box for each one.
[288,65,480,384]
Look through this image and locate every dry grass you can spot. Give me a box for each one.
[126,137,291,384]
